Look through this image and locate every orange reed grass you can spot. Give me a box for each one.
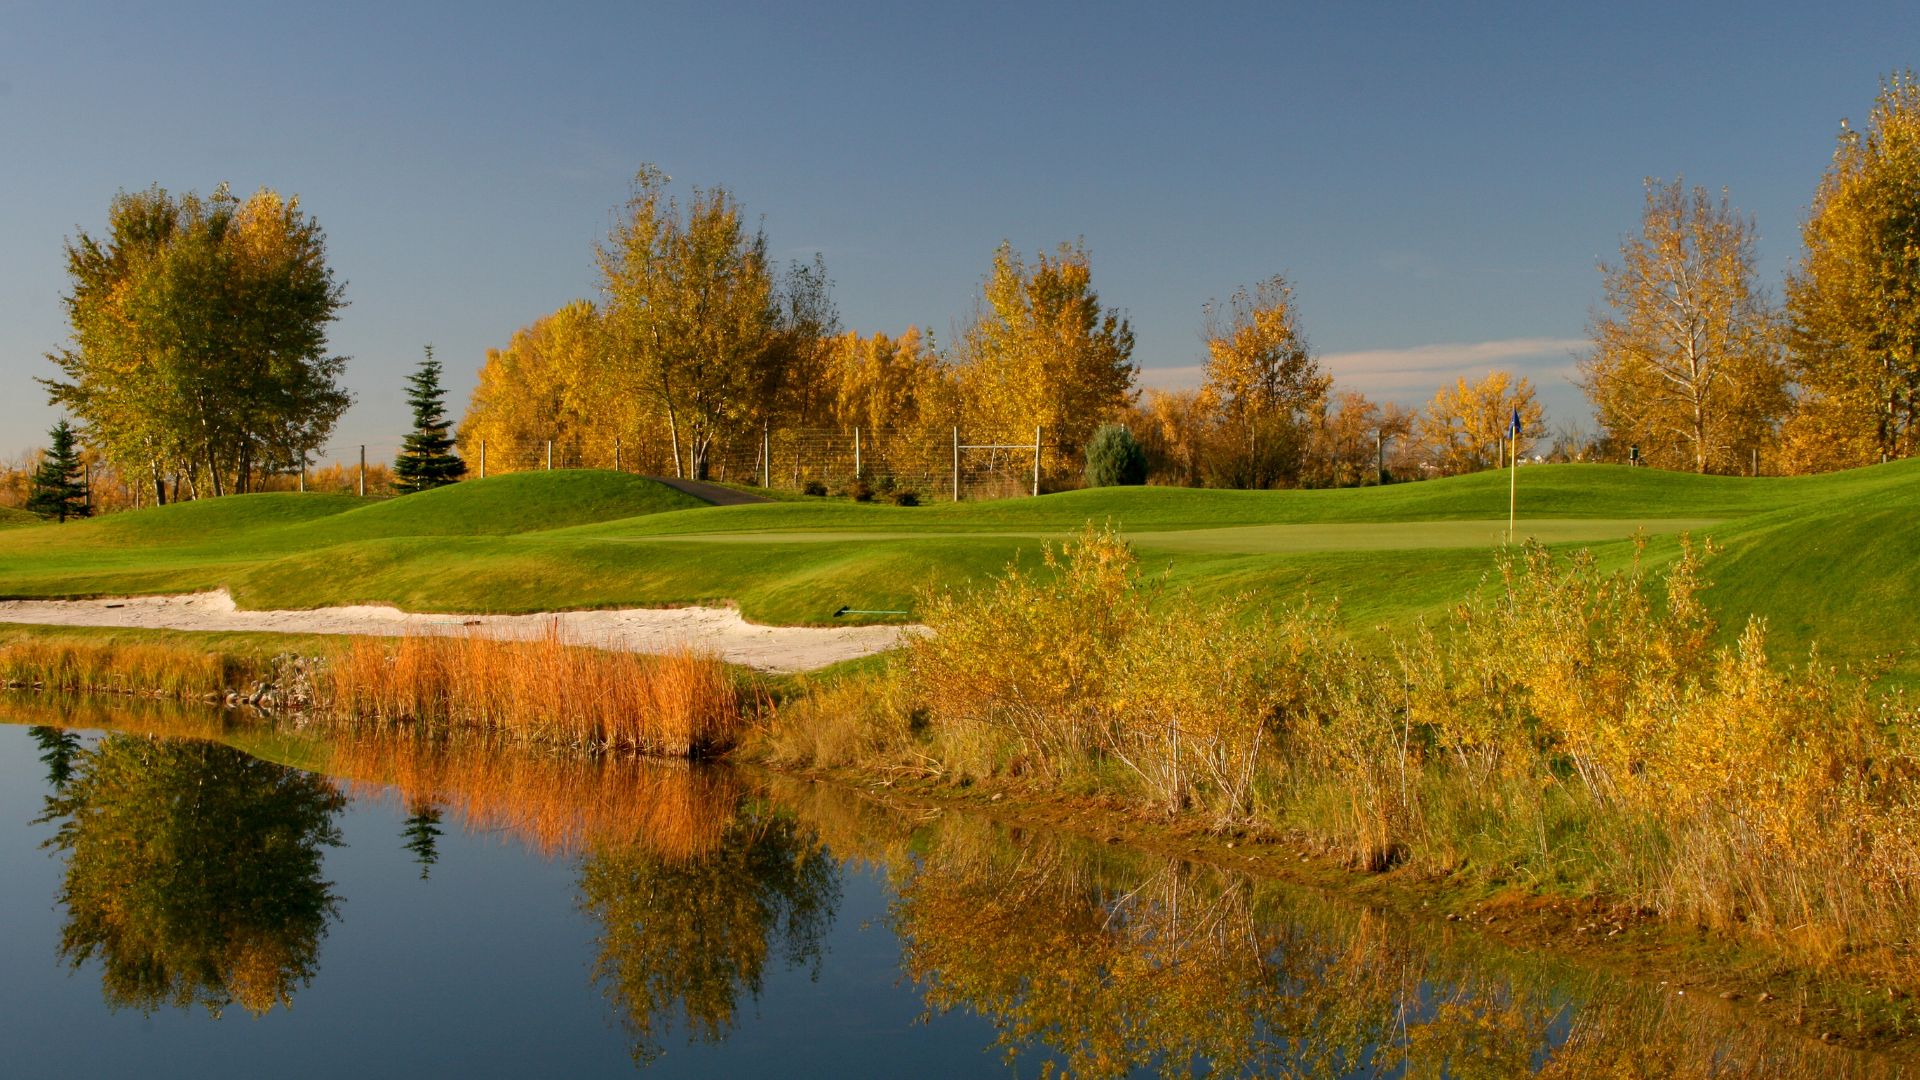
[321,727,741,862]
[0,638,246,698]
[324,624,745,757]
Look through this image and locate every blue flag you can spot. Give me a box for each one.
[1509,406,1522,438]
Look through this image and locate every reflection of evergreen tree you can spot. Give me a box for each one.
[27,725,84,789]
[579,801,840,1065]
[36,735,346,1017]
[401,800,444,880]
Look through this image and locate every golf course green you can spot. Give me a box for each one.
[1,459,1914,680]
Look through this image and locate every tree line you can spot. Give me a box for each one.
[459,167,1140,484]
[459,169,1548,490]
[463,72,1919,488]
[23,70,1920,515]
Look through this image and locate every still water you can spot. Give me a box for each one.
[0,698,1906,1078]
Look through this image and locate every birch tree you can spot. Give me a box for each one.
[598,166,785,480]
[1580,178,1785,474]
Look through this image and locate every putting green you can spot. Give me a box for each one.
[1128,517,1721,553]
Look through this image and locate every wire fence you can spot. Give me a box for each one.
[301,427,1064,502]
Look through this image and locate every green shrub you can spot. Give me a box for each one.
[802,480,828,497]
[1083,424,1147,487]
[892,490,920,507]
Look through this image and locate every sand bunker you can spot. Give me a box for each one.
[0,590,915,673]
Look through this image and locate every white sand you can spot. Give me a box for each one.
[0,590,918,673]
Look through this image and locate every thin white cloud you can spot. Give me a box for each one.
[1136,337,1586,397]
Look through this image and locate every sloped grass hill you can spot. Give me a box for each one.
[0,462,1915,681]
[0,507,44,528]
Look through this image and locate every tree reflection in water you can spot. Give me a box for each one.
[27,725,83,790]
[12,710,1902,1075]
[401,799,444,880]
[36,734,346,1018]
[319,725,843,1066]
[578,800,840,1066]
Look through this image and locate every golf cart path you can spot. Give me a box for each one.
[648,477,773,506]
[0,590,913,673]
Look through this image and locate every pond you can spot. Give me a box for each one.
[0,697,1905,1078]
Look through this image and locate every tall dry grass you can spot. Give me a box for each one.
[323,624,745,757]
[0,637,249,698]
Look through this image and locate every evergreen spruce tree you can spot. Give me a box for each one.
[25,419,91,521]
[393,346,467,494]
[400,800,443,880]
[28,726,84,790]
[1083,423,1148,487]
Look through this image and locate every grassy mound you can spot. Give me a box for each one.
[0,507,45,528]
[0,472,705,601]
[280,470,707,543]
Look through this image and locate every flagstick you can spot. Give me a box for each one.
[1508,432,1518,544]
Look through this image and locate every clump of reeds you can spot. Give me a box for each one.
[0,637,246,699]
[323,624,745,757]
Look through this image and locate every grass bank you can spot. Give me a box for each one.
[751,525,1920,998]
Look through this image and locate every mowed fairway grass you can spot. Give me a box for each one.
[1,460,1915,680]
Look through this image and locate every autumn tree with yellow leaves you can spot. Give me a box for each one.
[43,184,350,501]
[955,241,1136,467]
[1418,370,1543,474]
[456,300,678,472]
[596,166,839,480]
[1198,275,1332,488]
[1305,390,1415,487]
[1129,388,1215,486]
[1782,71,1920,470]
[819,327,954,434]
[1580,179,1786,474]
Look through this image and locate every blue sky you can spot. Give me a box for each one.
[2,1,1915,461]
